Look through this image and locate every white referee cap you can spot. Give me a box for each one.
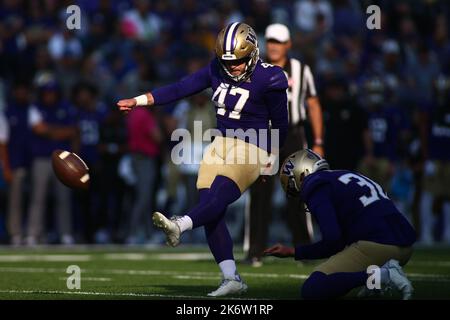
[265,23,290,42]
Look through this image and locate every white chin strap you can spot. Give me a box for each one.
[223,59,254,83]
[222,63,247,82]
[232,66,248,82]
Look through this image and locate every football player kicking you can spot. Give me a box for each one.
[264,149,416,300]
[117,23,288,296]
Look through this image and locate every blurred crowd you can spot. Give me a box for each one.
[0,0,449,246]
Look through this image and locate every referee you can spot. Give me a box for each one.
[244,24,324,266]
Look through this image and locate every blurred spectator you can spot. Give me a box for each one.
[321,76,367,170]
[0,0,448,245]
[406,44,440,104]
[173,92,216,243]
[159,106,182,216]
[73,82,108,166]
[245,23,325,266]
[26,74,77,245]
[374,39,410,105]
[121,0,162,42]
[83,0,119,53]
[390,159,414,219]
[332,0,363,37]
[0,102,10,241]
[98,108,128,243]
[0,0,27,79]
[78,53,116,102]
[48,29,83,61]
[0,80,32,246]
[160,58,207,215]
[359,77,411,192]
[431,14,450,74]
[398,16,420,69]
[126,106,162,244]
[293,0,333,33]
[0,113,7,158]
[54,50,83,102]
[33,46,56,78]
[0,114,8,175]
[249,0,272,34]
[316,41,346,78]
[72,81,108,243]
[121,44,157,97]
[221,0,244,25]
[418,75,450,244]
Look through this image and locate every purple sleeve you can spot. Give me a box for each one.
[265,90,288,149]
[151,65,211,105]
[294,184,345,260]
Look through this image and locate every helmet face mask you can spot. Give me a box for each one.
[280,149,330,197]
[221,56,251,68]
[215,22,259,83]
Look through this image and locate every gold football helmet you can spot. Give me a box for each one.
[280,149,330,196]
[215,22,259,82]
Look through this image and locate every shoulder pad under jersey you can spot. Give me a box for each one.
[300,172,330,201]
[266,65,288,91]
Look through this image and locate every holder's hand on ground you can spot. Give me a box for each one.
[263,243,295,258]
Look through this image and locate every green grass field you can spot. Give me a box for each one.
[0,245,449,300]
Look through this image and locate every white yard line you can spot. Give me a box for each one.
[102,253,148,260]
[0,289,259,300]
[0,267,66,273]
[173,275,223,281]
[405,273,450,282]
[0,267,449,299]
[0,252,215,262]
[0,267,448,282]
[152,253,214,260]
[409,261,450,267]
[58,277,112,282]
[102,253,214,261]
[0,255,92,262]
[1,252,449,268]
[103,268,309,279]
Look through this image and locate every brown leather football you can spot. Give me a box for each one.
[51,149,90,190]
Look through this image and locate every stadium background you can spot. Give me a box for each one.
[0,0,449,248]
[0,0,450,301]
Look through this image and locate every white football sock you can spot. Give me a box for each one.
[177,216,193,233]
[219,260,237,279]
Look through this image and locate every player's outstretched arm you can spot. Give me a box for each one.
[117,64,211,113]
[117,93,154,112]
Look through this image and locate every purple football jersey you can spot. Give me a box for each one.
[151,58,289,151]
[293,169,416,260]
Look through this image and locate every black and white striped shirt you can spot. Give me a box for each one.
[282,58,317,125]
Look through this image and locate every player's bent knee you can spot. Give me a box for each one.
[301,272,329,300]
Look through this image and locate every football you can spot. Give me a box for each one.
[51,149,90,190]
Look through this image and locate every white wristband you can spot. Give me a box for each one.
[134,94,148,106]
